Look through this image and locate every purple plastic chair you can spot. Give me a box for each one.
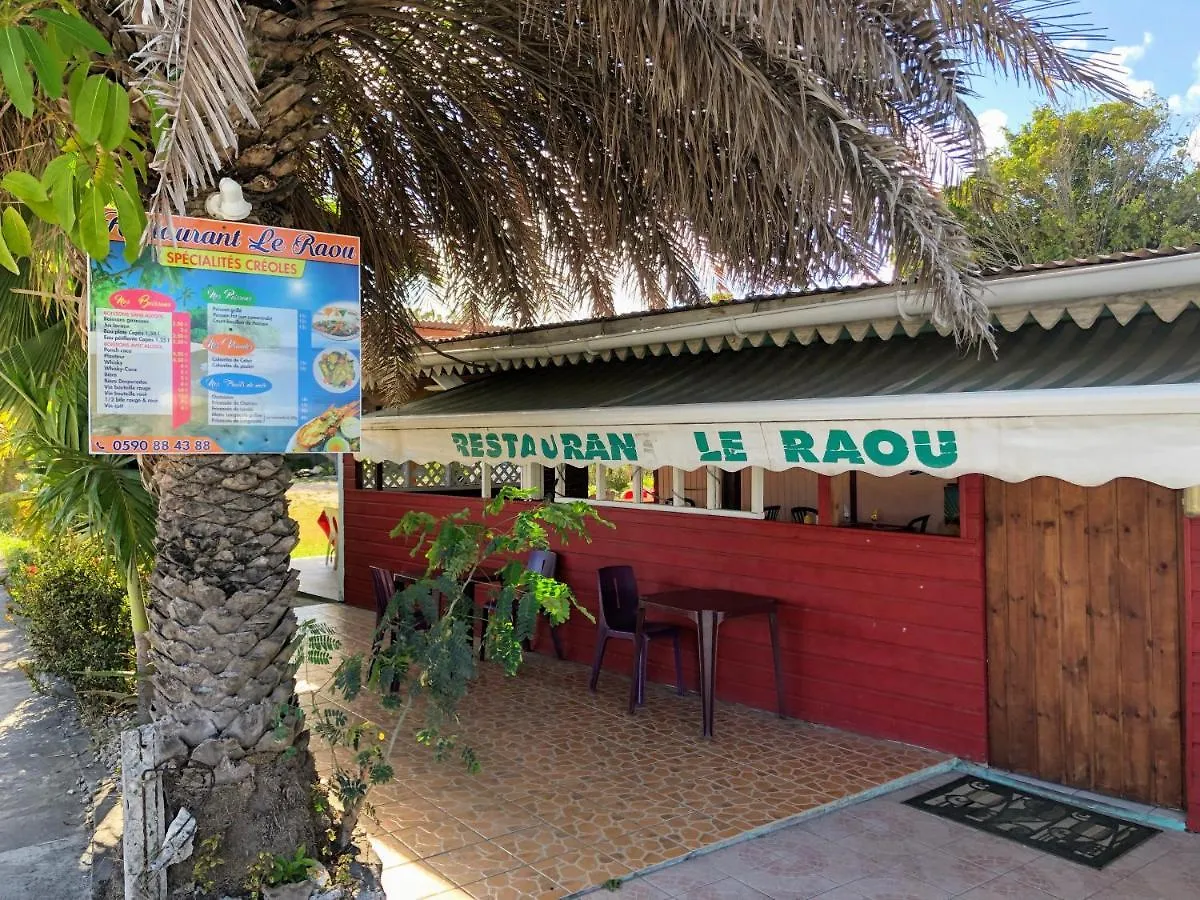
[589,565,684,704]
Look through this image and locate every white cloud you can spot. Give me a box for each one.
[1087,32,1156,99]
[978,109,1010,152]
[1167,53,1200,113]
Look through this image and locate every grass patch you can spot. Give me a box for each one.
[288,480,339,559]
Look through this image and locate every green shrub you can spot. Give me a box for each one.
[6,536,134,697]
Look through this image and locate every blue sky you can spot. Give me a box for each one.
[967,0,1200,157]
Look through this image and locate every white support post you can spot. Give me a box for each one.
[481,462,492,498]
[750,466,765,515]
[594,464,607,501]
[401,460,413,488]
[706,466,721,510]
[671,467,685,506]
[522,463,544,499]
[555,464,567,499]
[122,724,167,900]
[631,467,644,503]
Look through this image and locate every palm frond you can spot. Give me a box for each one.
[124,0,259,221]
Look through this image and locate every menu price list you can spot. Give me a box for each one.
[97,309,173,415]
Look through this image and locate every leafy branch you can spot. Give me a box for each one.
[283,488,606,853]
[0,0,148,270]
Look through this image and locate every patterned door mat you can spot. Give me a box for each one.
[904,775,1159,869]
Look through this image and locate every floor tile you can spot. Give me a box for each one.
[295,603,949,894]
[530,845,629,893]
[397,819,488,858]
[605,878,673,898]
[957,871,1063,899]
[829,874,951,899]
[1006,852,1121,900]
[879,848,996,894]
[460,865,561,900]
[380,860,460,899]
[421,841,523,885]
[940,830,1041,874]
[490,824,584,866]
[644,853,729,895]
[683,878,774,899]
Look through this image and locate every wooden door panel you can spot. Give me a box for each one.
[985,478,1183,809]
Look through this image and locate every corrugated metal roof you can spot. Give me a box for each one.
[387,307,1200,417]
[424,244,1200,346]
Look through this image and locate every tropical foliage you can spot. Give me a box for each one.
[5,534,135,697]
[0,0,148,272]
[291,487,603,854]
[950,102,1200,267]
[0,270,156,710]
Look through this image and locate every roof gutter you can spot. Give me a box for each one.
[413,252,1200,370]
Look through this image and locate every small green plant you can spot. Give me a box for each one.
[285,487,606,852]
[268,846,319,886]
[243,846,319,898]
[191,834,223,895]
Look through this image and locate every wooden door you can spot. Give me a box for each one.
[985,477,1183,808]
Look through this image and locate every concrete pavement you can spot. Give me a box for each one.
[0,586,93,900]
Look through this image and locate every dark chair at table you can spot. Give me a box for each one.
[589,565,684,705]
[369,565,402,690]
[763,505,781,521]
[905,514,931,533]
[790,506,818,524]
[479,549,565,660]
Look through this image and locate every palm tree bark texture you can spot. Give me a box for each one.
[147,454,315,891]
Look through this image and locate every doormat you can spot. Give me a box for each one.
[904,776,1159,869]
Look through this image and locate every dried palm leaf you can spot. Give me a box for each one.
[123,0,259,222]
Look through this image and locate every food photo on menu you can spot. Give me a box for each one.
[86,215,363,455]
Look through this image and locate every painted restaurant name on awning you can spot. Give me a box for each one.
[448,427,958,470]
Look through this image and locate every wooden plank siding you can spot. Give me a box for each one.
[343,473,990,759]
[1184,516,1200,831]
[986,477,1184,809]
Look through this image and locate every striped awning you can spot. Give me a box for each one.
[362,311,1200,487]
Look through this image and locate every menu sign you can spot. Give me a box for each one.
[88,214,362,455]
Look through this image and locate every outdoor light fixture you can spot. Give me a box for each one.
[205,178,253,221]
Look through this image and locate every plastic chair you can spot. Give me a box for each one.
[318,507,339,566]
[589,565,684,705]
[479,550,565,660]
[791,506,818,524]
[763,505,781,521]
[906,515,931,533]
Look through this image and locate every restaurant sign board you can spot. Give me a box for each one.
[88,214,362,455]
[362,414,1200,488]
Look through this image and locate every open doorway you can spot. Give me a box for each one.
[286,454,343,601]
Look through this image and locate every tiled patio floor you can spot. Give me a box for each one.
[608,771,1200,899]
[294,602,946,898]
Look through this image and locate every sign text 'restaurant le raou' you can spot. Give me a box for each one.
[449,428,959,469]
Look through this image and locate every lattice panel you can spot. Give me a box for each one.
[357,459,378,490]
[449,462,481,487]
[410,462,447,487]
[381,461,406,490]
[492,462,521,486]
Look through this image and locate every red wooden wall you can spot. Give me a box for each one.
[343,472,989,760]
[1185,517,1200,830]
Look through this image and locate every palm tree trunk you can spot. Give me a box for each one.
[147,453,316,893]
